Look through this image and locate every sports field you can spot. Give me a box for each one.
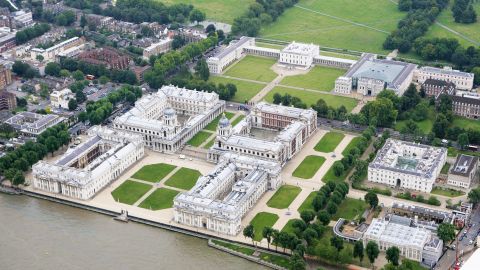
[224,56,277,83]
[259,0,404,54]
[209,76,265,103]
[280,66,345,92]
[161,0,254,24]
[264,86,358,112]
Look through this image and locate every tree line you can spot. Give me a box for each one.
[452,0,477,24]
[15,23,51,45]
[0,124,70,186]
[384,0,449,53]
[231,0,299,37]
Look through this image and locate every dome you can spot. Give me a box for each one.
[218,114,230,128]
[164,107,176,117]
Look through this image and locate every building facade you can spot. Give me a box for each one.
[0,64,12,89]
[279,42,319,68]
[4,112,65,137]
[30,37,86,62]
[368,139,447,193]
[451,95,480,119]
[113,85,224,153]
[415,66,474,91]
[32,126,144,200]
[207,36,255,74]
[142,38,172,59]
[78,47,131,70]
[0,90,16,110]
[448,154,478,189]
[50,88,75,109]
[422,79,456,99]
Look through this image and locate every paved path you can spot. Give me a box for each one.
[251,74,284,103]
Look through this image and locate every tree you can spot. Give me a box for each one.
[333,162,344,177]
[326,201,338,215]
[189,9,205,24]
[36,54,44,62]
[468,187,480,204]
[317,210,331,226]
[437,223,456,243]
[262,227,274,250]
[364,192,379,209]
[72,70,84,81]
[330,236,344,257]
[300,210,315,224]
[289,253,306,270]
[205,24,216,34]
[80,14,87,28]
[68,98,78,111]
[386,246,400,266]
[458,133,469,150]
[45,62,61,77]
[12,171,25,186]
[291,219,307,235]
[353,241,364,262]
[432,113,450,138]
[195,58,210,81]
[302,227,318,246]
[243,224,255,246]
[45,136,59,155]
[366,241,379,266]
[39,84,50,99]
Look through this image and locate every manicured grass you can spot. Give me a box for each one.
[281,219,297,234]
[203,138,216,149]
[331,197,368,221]
[264,86,358,112]
[341,136,364,156]
[164,167,202,190]
[209,76,265,103]
[297,191,317,213]
[258,252,290,268]
[314,132,345,153]
[231,115,245,127]
[224,56,277,82]
[256,42,285,50]
[204,112,235,131]
[131,163,177,183]
[138,188,179,210]
[431,187,465,198]
[448,147,480,158]
[187,131,213,147]
[280,66,346,92]
[452,116,480,132]
[292,155,326,179]
[111,180,152,205]
[250,212,279,241]
[395,106,435,135]
[322,160,350,183]
[267,185,302,209]
[441,163,451,174]
[162,0,254,24]
[320,50,360,60]
[212,239,255,256]
[259,0,404,54]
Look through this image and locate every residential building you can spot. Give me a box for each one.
[368,139,447,193]
[30,37,86,62]
[334,54,417,96]
[207,36,254,74]
[10,10,33,28]
[0,29,16,53]
[451,95,480,119]
[4,112,65,137]
[142,38,172,59]
[363,215,443,265]
[279,42,319,68]
[0,64,12,89]
[78,47,131,70]
[391,201,453,224]
[131,66,151,83]
[32,126,144,200]
[50,88,75,109]
[422,79,456,99]
[0,90,16,110]
[447,154,478,189]
[113,85,224,153]
[415,66,474,91]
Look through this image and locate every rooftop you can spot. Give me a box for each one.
[419,66,474,78]
[450,154,478,177]
[281,41,318,55]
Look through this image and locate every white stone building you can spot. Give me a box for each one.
[279,42,319,68]
[447,154,478,189]
[415,66,474,91]
[173,153,281,235]
[207,36,255,74]
[50,88,74,109]
[142,38,172,59]
[334,53,417,96]
[11,10,33,28]
[363,215,443,265]
[32,126,145,200]
[113,85,224,153]
[30,37,85,62]
[368,139,447,193]
[4,111,65,137]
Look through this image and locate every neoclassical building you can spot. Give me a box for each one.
[207,36,255,74]
[173,153,281,235]
[368,139,446,193]
[415,66,474,91]
[279,42,319,68]
[113,85,224,153]
[32,126,144,200]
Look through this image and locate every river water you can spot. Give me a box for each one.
[0,194,267,270]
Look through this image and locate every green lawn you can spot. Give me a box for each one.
[431,187,465,198]
[341,136,364,156]
[187,131,213,147]
[267,185,302,209]
[111,180,152,205]
[250,212,279,241]
[212,240,255,256]
[204,112,235,131]
[231,115,245,127]
[259,0,405,54]
[138,188,179,210]
[314,132,345,153]
[164,167,202,190]
[297,191,317,213]
[203,138,216,149]
[394,106,436,135]
[322,160,350,183]
[452,116,480,132]
[448,147,480,158]
[224,56,277,82]
[292,155,326,179]
[331,197,368,221]
[281,219,297,234]
[162,0,254,24]
[256,42,286,50]
[209,76,265,103]
[131,163,177,183]
[264,86,358,112]
[320,50,360,60]
[441,163,451,174]
[280,66,346,92]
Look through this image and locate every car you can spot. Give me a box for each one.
[469,240,474,245]
[451,244,456,250]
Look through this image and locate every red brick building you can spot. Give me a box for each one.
[78,48,131,70]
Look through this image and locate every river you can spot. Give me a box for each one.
[0,194,267,270]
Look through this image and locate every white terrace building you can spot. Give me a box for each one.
[415,66,474,91]
[279,41,319,68]
[113,85,224,153]
[173,153,281,235]
[32,126,144,200]
[207,36,255,74]
[368,139,447,193]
